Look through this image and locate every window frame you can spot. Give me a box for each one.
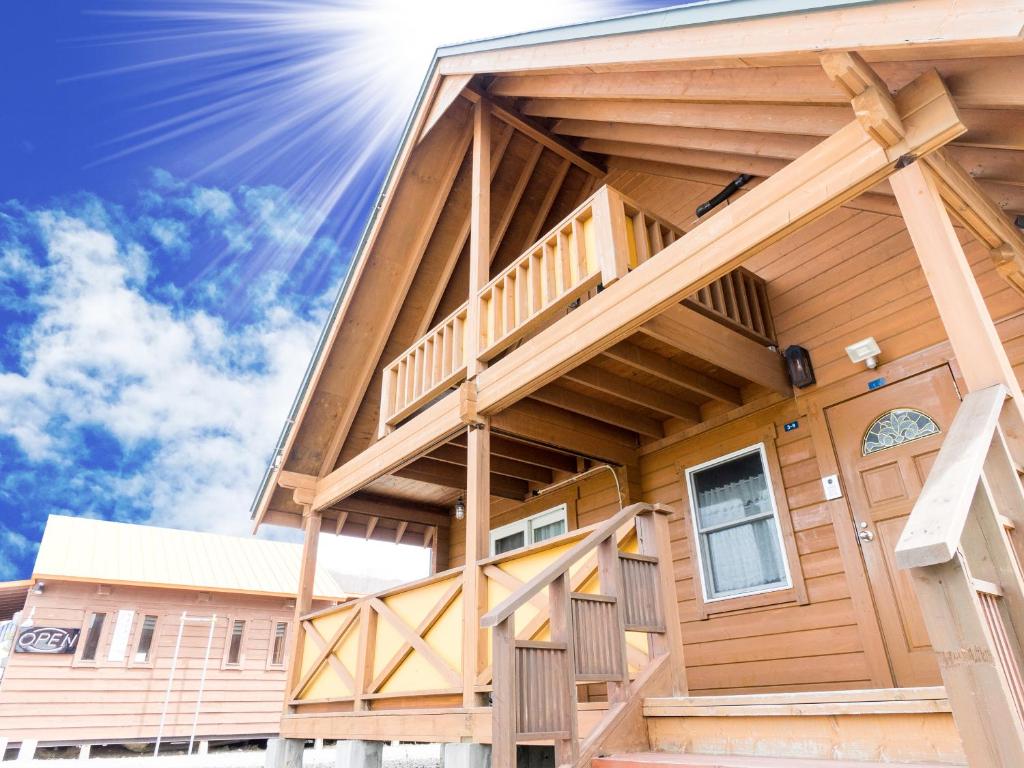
[489,503,569,556]
[129,613,160,667]
[266,620,290,670]
[221,617,247,670]
[677,424,808,619]
[73,609,109,667]
[685,442,792,604]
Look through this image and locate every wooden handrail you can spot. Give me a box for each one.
[481,502,664,628]
[299,565,465,622]
[895,384,1007,569]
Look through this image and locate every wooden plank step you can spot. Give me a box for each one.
[644,687,951,717]
[593,753,958,768]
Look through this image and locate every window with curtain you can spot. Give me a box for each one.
[270,622,288,666]
[134,615,158,663]
[686,444,790,601]
[226,620,245,666]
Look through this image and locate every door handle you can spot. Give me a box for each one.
[856,521,874,543]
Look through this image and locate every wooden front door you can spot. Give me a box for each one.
[825,365,962,687]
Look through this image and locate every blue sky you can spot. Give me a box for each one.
[0,0,669,581]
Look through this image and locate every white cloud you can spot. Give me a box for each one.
[0,180,431,584]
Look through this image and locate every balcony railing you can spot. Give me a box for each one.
[379,184,776,434]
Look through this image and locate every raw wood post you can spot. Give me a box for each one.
[467,98,491,380]
[890,162,1024,411]
[353,601,377,711]
[490,617,516,768]
[597,536,630,704]
[286,495,321,701]
[462,420,490,707]
[549,572,579,768]
[635,507,687,695]
[590,186,630,287]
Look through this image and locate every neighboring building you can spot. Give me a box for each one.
[0,515,348,751]
[248,2,1024,767]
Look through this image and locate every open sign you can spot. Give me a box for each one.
[15,627,80,654]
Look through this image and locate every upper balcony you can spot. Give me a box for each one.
[378,185,777,437]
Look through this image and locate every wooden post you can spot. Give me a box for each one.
[591,185,630,287]
[286,495,321,700]
[462,419,490,707]
[467,98,491,379]
[490,617,516,768]
[890,161,1024,407]
[636,508,687,696]
[549,572,579,768]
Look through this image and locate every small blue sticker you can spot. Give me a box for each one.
[783,420,799,432]
[868,377,886,390]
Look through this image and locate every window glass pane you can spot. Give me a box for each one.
[271,622,287,666]
[690,449,788,600]
[692,451,772,529]
[493,531,525,555]
[532,518,566,543]
[134,615,157,663]
[227,620,245,665]
[81,612,106,661]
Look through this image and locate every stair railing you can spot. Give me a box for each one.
[895,384,1024,767]
[481,502,685,768]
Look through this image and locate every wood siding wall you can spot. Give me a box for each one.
[0,581,331,745]
[444,167,1024,696]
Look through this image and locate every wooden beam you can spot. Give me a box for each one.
[820,51,904,148]
[890,161,1024,404]
[602,341,742,405]
[393,457,528,501]
[330,494,449,528]
[394,521,408,545]
[489,57,1024,109]
[530,383,666,438]
[463,420,490,707]
[562,364,700,423]
[467,98,491,379]
[438,0,1024,74]
[641,305,790,396]
[364,517,378,540]
[420,75,472,142]
[920,148,1024,296]
[427,442,554,484]
[470,69,965,416]
[286,508,321,696]
[580,137,787,179]
[450,432,578,474]
[464,85,606,178]
[522,158,571,248]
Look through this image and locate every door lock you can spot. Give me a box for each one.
[857,521,874,543]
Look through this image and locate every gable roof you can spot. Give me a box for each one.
[33,515,347,600]
[250,0,1024,532]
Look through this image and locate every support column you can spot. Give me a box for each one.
[890,161,1024,406]
[335,740,383,768]
[443,743,492,768]
[16,740,36,762]
[266,738,304,768]
[462,419,490,707]
[466,98,491,379]
[286,495,322,700]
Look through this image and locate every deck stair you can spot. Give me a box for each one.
[594,688,966,768]
[593,754,957,768]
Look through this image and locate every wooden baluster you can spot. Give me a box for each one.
[721,272,739,324]
[597,536,630,703]
[504,274,516,339]
[755,279,777,344]
[632,212,651,268]
[709,279,726,317]
[395,359,407,415]
[440,324,452,379]
[650,223,665,255]
[635,508,687,695]
[570,219,587,282]
[515,263,529,328]
[491,616,516,768]
[453,310,466,372]
[745,271,767,338]
[549,572,579,767]
[732,271,753,333]
[557,231,572,295]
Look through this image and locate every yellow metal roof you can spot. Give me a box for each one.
[33,515,347,600]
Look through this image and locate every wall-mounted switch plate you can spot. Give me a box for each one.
[822,474,843,500]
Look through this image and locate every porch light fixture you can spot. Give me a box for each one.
[845,337,881,369]
[454,496,465,521]
[784,346,816,389]
[32,581,45,595]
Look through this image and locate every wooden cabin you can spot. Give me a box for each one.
[0,515,348,756]
[250,1,1024,766]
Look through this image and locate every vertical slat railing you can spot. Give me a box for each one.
[482,503,685,768]
[896,385,1024,767]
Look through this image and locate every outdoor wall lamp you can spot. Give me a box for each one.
[846,337,882,369]
[784,345,816,389]
[454,497,465,521]
[32,581,45,595]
